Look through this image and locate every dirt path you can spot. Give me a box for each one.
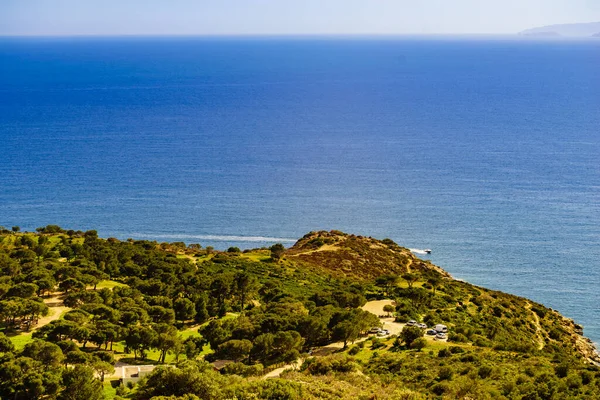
[261,359,303,379]
[526,302,545,350]
[32,306,69,332]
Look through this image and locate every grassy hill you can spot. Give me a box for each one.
[285,230,450,280]
[0,226,598,399]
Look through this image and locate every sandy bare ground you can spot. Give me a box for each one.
[361,299,394,316]
[380,317,406,335]
[43,294,65,306]
[32,306,69,332]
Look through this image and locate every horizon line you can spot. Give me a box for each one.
[1,33,598,42]
[0,32,520,37]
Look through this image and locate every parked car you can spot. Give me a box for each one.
[435,333,447,340]
[377,329,390,336]
[406,320,417,326]
[369,327,381,334]
[417,323,427,329]
[426,329,437,335]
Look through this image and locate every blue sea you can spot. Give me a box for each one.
[1,36,599,344]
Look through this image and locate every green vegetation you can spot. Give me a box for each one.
[0,225,598,399]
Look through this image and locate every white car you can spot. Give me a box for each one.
[377,329,390,336]
[417,323,427,329]
[406,320,417,326]
[435,332,447,340]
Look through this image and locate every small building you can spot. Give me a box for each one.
[211,359,236,371]
[120,365,156,385]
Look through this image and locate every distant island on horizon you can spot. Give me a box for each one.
[520,21,600,37]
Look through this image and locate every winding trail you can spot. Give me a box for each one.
[526,302,545,350]
[262,359,303,379]
[33,306,69,331]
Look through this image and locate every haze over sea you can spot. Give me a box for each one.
[1,36,599,343]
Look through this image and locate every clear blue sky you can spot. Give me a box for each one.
[2,0,600,36]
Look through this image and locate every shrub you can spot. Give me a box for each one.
[448,333,468,343]
[303,355,358,375]
[566,373,582,389]
[581,371,593,385]
[532,305,547,319]
[549,328,563,340]
[221,362,264,377]
[438,367,453,381]
[472,335,492,348]
[555,363,570,378]
[431,382,450,395]
[438,348,451,358]
[410,338,427,351]
[115,384,128,396]
[478,365,493,379]
[395,315,409,323]
[459,353,477,363]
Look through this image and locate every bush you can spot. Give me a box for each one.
[438,348,451,358]
[410,338,427,351]
[115,384,128,396]
[478,365,493,379]
[581,371,593,385]
[348,346,361,355]
[394,315,409,323]
[459,353,477,363]
[400,326,424,347]
[549,328,563,340]
[431,382,450,395]
[438,367,453,381]
[566,373,582,389]
[555,363,570,378]
[532,305,547,318]
[371,339,386,350]
[472,335,492,348]
[221,362,264,377]
[448,333,468,343]
[303,355,358,375]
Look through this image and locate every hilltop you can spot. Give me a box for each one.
[285,230,450,280]
[0,226,599,399]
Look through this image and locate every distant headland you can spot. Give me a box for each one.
[519,21,600,38]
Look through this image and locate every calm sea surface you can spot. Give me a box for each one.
[1,37,599,343]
